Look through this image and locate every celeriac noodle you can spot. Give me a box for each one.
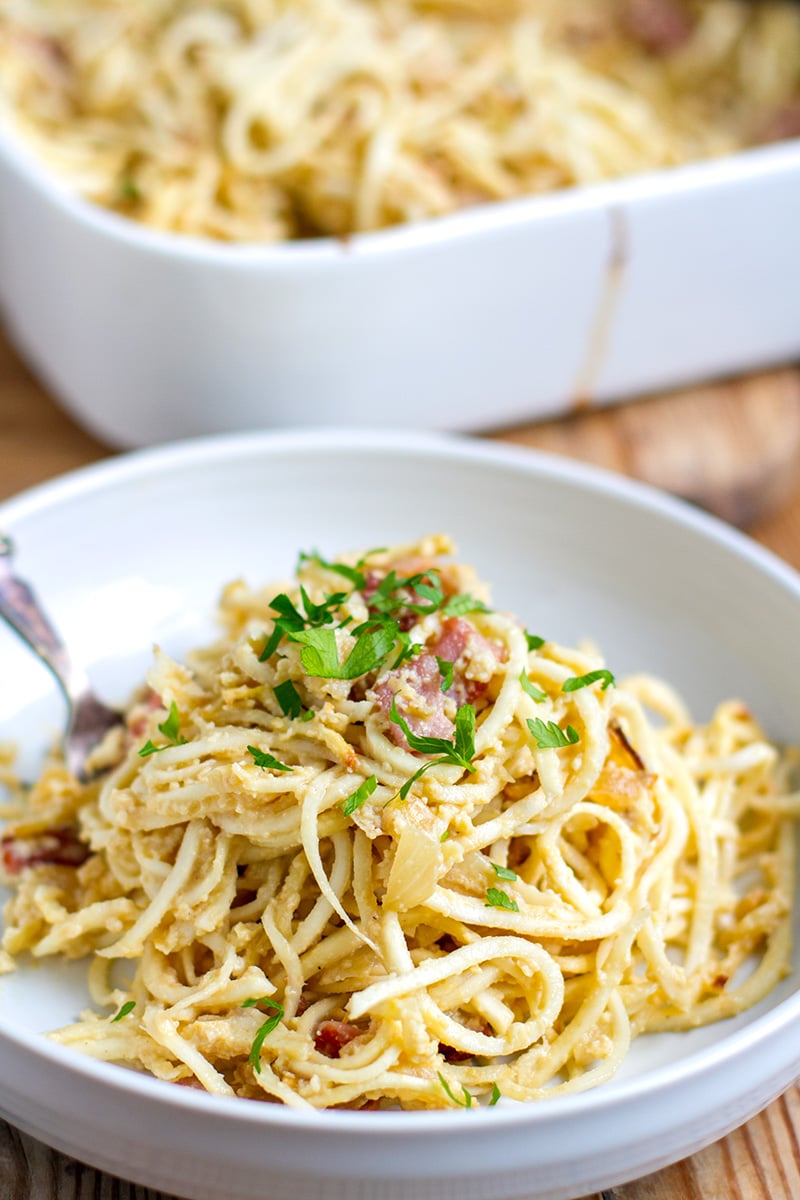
[0,1,798,240]
[0,534,797,1109]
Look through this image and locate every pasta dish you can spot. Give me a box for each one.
[0,1,798,241]
[0,536,797,1110]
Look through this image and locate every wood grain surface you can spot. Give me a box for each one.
[1,324,800,1200]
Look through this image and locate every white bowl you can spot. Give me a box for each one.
[1,429,800,1200]
[0,116,799,448]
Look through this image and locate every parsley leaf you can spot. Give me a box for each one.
[562,669,616,693]
[525,632,545,651]
[489,1082,502,1106]
[244,998,284,1073]
[438,1072,474,1109]
[259,593,306,661]
[342,775,378,817]
[491,863,517,881]
[247,746,293,772]
[291,623,398,679]
[299,585,349,627]
[298,549,367,590]
[437,656,455,692]
[369,570,445,619]
[520,671,547,703]
[111,1000,135,1022]
[390,698,476,768]
[442,594,491,617]
[485,887,519,912]
[391,630,423,670]
[274,679,306,719]
[137,701,187,757]
[527,718,580,749]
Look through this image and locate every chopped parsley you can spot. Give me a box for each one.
[519,671,547,703]
[525,632,545,651]
[489,1082,502,1106]
[436,656,455,692]
[111,1000,135,1022]
[341,775,378,817]
[390,699,477,799]
[490,863,517,882]
[527,718,580,749]
[442,594,491,617]
[485,887,519,912]
[368,569,445,619]
[273,679,307,720]
[137,701,187,757]
[297,550,367,590]
[391,631,423,670]
[562,669,616,692]
[244,998,284,1073]
[438,1072,474,1109]
[247,746,293,772]
[291,623,398,680]
[119,175,140,203]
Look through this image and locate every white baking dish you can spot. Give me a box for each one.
[0,119,798,448]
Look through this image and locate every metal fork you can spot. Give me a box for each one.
[0,534,120,780]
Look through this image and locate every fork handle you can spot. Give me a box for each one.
[0,534,84,703]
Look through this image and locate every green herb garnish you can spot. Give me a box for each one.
[247,746,293,772]
[111,1000,136,1022]
[274,679,306,719]
[437,657,455,692]
[244,998,284,1073]
[298,550,367,590]
[442,594,491,617]
[390,630,423,670]
[391,699,477,800]
[438,1072,474,1109]
[137,701,187,757]
[342,775,378,817]
[526,718,580,749]
[290,622,398,680]
[520,671,547,703]
[491,863,517,882]
[562,669,616,693]
[525,632,545,651]
[485,887,519,912]
[488,1082,502,1106]
[369,570,445,619]
[119,175,140,203]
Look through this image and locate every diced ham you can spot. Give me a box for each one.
[372,617,506,748]
[373,654,454,747]
[1,826,90,876]
[430,617,506,705]
[622,0,694,54]
[313,1020,362,1058]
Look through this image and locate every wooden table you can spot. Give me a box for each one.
[2,325,800,1200]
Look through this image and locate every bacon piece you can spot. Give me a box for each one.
[313,1020,362,1059]
[1,826,89,876]
[622,0,694,54]
[373,653,454,747]
[430,617,505,705]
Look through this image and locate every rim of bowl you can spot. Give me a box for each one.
[1,426,799,1135]
[1,113,799,267]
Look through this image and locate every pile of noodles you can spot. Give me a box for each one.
[0,535,797,1109]
[0,0,798,240]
